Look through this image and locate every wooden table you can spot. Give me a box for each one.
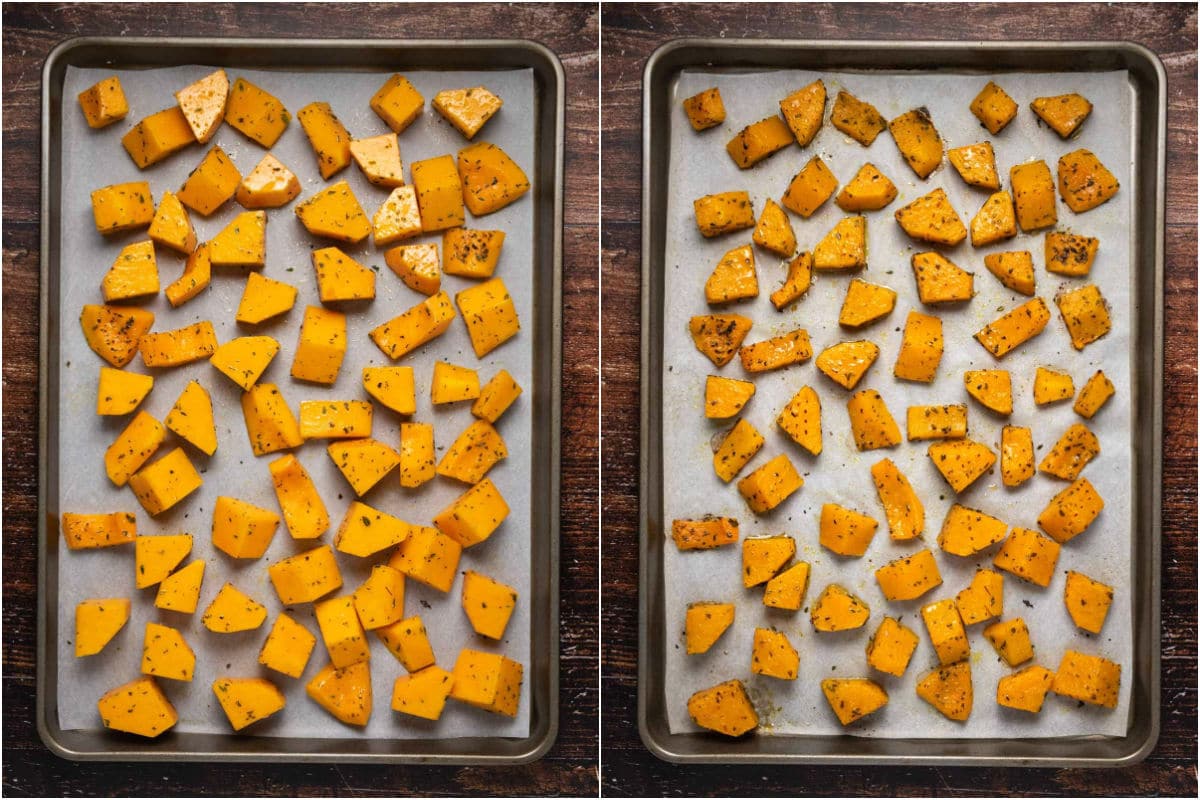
[1,3,598,795]
[600,3,1197,795]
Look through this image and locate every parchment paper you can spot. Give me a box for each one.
[662,68,1133,738]
[57,64,536,739]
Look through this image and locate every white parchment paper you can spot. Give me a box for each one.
[57,64,535,739]
[662,68,1133,738]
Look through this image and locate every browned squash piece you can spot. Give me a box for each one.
[781,156,838,218]
[835,163,897,212]
[1030,93,1092,138]
[1045,231,1098,277]
[704,244,758,305]
[682,87,725,131]
[687,679,758,736]
[725,116,793,169]
[895,189,967,246]
[830,90,887,146]
[1057,149,1119,213]
[888,107,943,179]
[779,80,826,146]
[812,216,867,271]
[969,81,1018,134]
[688,314,752,367]
[769,251,812,310]
[752,198,796,257]
[917,661,973,721]
[947,142,999,189]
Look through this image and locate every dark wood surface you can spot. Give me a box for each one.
[1,3,598,796]
[600,3,1197,796]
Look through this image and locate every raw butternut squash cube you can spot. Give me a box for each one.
[969,190,1018,247]
[78,76,128,129]
[370,74,424,133]
[1010,160,1057,232]
[821,678,888,725]
[295,181,371,244]
[874,548,941,601]
[96,367,153,416]
[434,86,502,139]
[888,107,943,179]
[437,419,507,484]
[312,247,376,303]
[211,495,279,559]
[921,598,969,665]
[307,661,372,726]
[776,384,821,455]
[838,279,896,328]
[177,146,241,216]
[1056,283,1112,350]
[689,313,752,366]
[693,191,755,238]
[974,297,1051,359]
[300,400,373,440]
[751,198,795,257]
[1064,570,1113,634]
[148,191,196,255]
[819,503,879,558]
[392,666,455,720]
[101,240,159,302]
[456,277,520,357]
[948,142,999,189]
[687,679,757,737]
[457,141,530,216]
[1031,93,1092,138]
[779,79,826,146]
[1000,425,1035,487]
[334,501,411,558]
[431,361,481,404]
[268,454,329,540]
[705,244,757,305]
[399,422,436,488]
[993,527,1060,587]
[835,163,897,212]
[1038,477,1104,543]
[382,243,439,296]
[893,310,943,383]
[373,186,424,247]
[97,677,177,738]
[315,595,371,667]
[122,107,195,168]
[80,304,155,367]
[870,458,924,541]
[816,340,879,390]
[268,544,343,605]
[830,90,887,146]
[75,598,131,656]
[61,511,137,550]
[258,613,318,678]
[444,228,505,278]
[297,101,351,179]
[462,570,517,639]
[141,622,195,681]
[225,77,290,147]
[738,328,812,373]
[236,272,296,324]
[433,477,510,548]
[291,305,346,385]
[139,321,217,368]
[1057,149,1119,213]
[964,370,1012,415]
[91,181,154,235]
[371,291,457,360]
[983,617,1033,666]
[781,155,838,218]
[928,438,996,493]
[847,389,901,451]
[449,649,523,716]
[762,561,810,611]
[997,665,1055,713]
[725,116,793,168]
[741,535,795,587]
[1033,366,1075,406]
[241,383,303,456]
[473,369,522,423]
[810,584,870,632]
[155,560,205,613]
[866,617,919,677]
[209,335,278,391]
[164,379,217,456]
[389,526,462,592]
[128,448,203,516]
[970,80,1018,134]
[174,68,227,143]
[670,517,739,551]
[377,615,436,672]
[916,661,973,721]
[1051,650,1120,708]
[212,677,286,731]
[209,210,266,267]
[363,366,416,415]
[681,87,725,131]
[706,375,755,419]
[713,418,763,483]
[956,569,1003,625]
[685,603,735,653]
[938,504,1008,557]
[751,628,799,680]
[906,404,967,441]
[327,438,401,497]
[982,250,1035,296]
[812,215,867,270]
[895,190,967,246]
[350,131,406,188]
[202,582,267,633]
[1045,231,1098,277]
[236,153,301,209]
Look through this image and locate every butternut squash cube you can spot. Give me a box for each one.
[349,133,405,188]
[779,79,826,146]
[315,595,371,667]
[334,501,412,558]
[456,277,520,357]
[811,584,870,632]
[457,141,531,216]
[706,375,755,419]
[1064,570,1113,634]
[969,190,1018,247]
[705,244,757,305]
[327,438,402,496]
[938,504,1008,557]
[373,185,424,247]
[300,400,373,440]
[974,297,1051,359]
[1010,160,1057,232]
[870,458,924,541]
[970,80,1018,134]
[992,527,1060,587]
[370,291,457,360]
[212,677,286,731]
[847,389,901,451]
[1038,477,1104,543]
[392,666,455,720]
[1056,283,1112,350]
[830,90,886,146]
[307,661,372,726]
[164,379,217,456]
[955,569,1003,625]
[821,678,888,725]
[997,665,1055,713]
[433,477,510,548]
[155,560,205,613]
[835,163,897,212]
[921,598,969,665]
[434,86,503,139]
[75,598,131,656]
[964,369,1012,415]
[916,661,973,721]
[174,68,227,143]
[714,418,765,483]
[444,228,505,279]
[762,561,810,611]
[816,340,879,390]
[838,279,896,328]
[141,622,195,681]
[888,107,943,179]
[236,153,301,209]
[738,328,812,373]
[431,361,481,405]
[1031,93,1092,138]
[819,503,879,558]
[689,313,752,366]
[874,548,942,601]
[681,87,725,131]
[211,495,279,559]
[742,535,795,587]
[236,272,296,324]
[670,517,739,551]
[893,310,943,383]
[929,438,996,493]
[312,247,375,303]
[1033,366,1075,406]
[693,191,755,238]
[685,602,735,654]
[384,243,440,296]
[177,146,241,216]
[80,304,154,367]
[362,366,416,416]
[982,250,1035,296]
[866,617,919,677]
[948,142,999,189]
[1045,231,1098,277]
[101,240,159,302]
[268,454,329,541]
[376,615,436,672]
[97,677,177,738]
[138,321,217,368]
[122,107,195,168]
[687,679,757,737]
[437,419,507,484]
[895,190,967,246]
[148,191,197,255]
[295,181,371,244]
[751,628,799,680]
[399,422,436,488]
[781,155,838,218]
[751,198,795,258]
[983,617,1034,667]
[96,366,153,416]
[462,570,517,639]
[1001,424,1035,487]
[291,305,346,385]
[725,116,793,168]
[91,181,155,235]
[241,383,303,456]
[1057,148,1119,213]
[449,649,523,716]
[225,77,290,147]
[389,526,463,592]
[370,74,424,133]
[1051,650,1120,708]
[202,582,267,633]
[268,544,343,605]
[297,101,352,179]
[812,216,867,270]
[776,384,821,455]
[906,404,967,442]
[473,369,522,423]
[128,448,203,516]
[209,210,266,267]
[78,76,128,129]
[61,511,137,549]
[1074,370,1115,419]
[209,335,279,392]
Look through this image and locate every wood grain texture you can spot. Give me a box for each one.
[1,3,598,796]
[599,3,1197,795]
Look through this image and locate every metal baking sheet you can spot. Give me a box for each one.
[640,39,1163,765]
[39,37,562,764]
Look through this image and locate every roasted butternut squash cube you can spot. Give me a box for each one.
[473,369,522,423]
[80,304,155,367]
[705,244,757,305]
[443,228,505,278]
[155,560,205,613]
[821,678,888,725]
[928,438,996,493]
[993,527,1060,587]
[866,617,919,677]
[737,454,802,514]
[687,679,757,737]
[78,76,128,129]
[164,379,216,456]
[997,665,1055,713]
[742,535,795,587]
[307,661,372,726]
[964,369,1012,415]
[268,544,343,605]
[1010,160,1057,232]
[315,595,371,667]
[97,366,153,416]
[461,571,517,640]
[779,79,826,146]
[457,141,530,216]
[970,80,1018,134]
[1051,650,1120,708]
[61,511,137,549]
[874,548,941,601]
[236,272,296,324]
[291,306,346,385]
[816,340,879,390]
[725,116,793,168]
[916,661,973,721]
[349,133,405,188]
[983,617,1033,666]
[298,101,352,179]
[449,649,523,716]
[815,215,868,270]
[1064,570,1113,634]
[128,448,203,516]
[969,190,1018,247]
[906,404,967,442]
[456,277,520,357]
[1057,148,1119,213]
[922,598,969,665]
[363,366,416,415]
[269,454,329,540]
[312,247,376,303]
[811,584,870,632]
[202,582,267,633]
[75,598,131,656]
[938,504,1008,557]
[141,621,195,681]
[327,438,401,497]
[689,313,752,366]
[97,677,177,738]
[209,210,266,267]
[706,375,756,419]
[956,569,1003,626]
[211,495,279,559]
[122,107,195,168]
[738,328,812,373]
[782,155,838,218]
[870,458,924,541]
[895,189,967,246]
[1031,93,1092,138]
[835,163,897,212]
[391,666,455,720]
[847,389,901,451]
[209,335,279,392]
[1000,424,1035,487]
[174,68,227,143]
[1074,370,1115,419]
[236,153,301,209]
[763,561,810,611]
[670,517,739,551]
[389,526,462,592]
[433,86,503,139]
[693,191,755,238]
[1056,283,1112,350]
[295,181,371,244]
[751,199,795,258]
[893,310,943,383]
[101,240,159,303]
[888,107,943,179]
[974,297,1051,359]
[148,191,196,255]
[91,181,155,235]
[751,628,799,680]
[685,602,735,653]
[384,243,440,295]
[241,383,303,456]
[948,142,999,189]
[819,503,879,557]
[225,77,290,147]
[212,677,286,731]
[334,501,412,558]
[1045,231,1099,278]
[1038,477,1104,543]
[377,616,437,672]
[370,74,424,133]
[838,278,896,328]
[177,146,241,216]
[776,384,821,455]
[370,291,457,360]
[830,90,887,146]
[399,422,436,488]
[983,250,1035,296]
[1033,366,1075,406]
[681,87,725,131]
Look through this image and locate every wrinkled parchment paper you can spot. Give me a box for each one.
[662,68,1133,738]
[57,64,535,739]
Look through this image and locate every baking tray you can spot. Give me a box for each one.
[38,36,562,764]
[639,39,1163,765]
